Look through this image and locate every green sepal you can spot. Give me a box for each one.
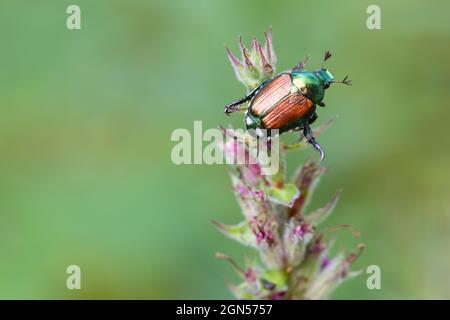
[268,183,300,207]
[212,220,256,247]
[260,269,288,288]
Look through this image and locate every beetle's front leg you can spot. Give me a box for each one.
[224,103,248,115]
[224,82,264,116]
[303,124,325,162]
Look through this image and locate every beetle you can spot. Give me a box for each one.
[224,51,351,161]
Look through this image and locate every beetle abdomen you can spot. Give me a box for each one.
[262,93,314,129]
[250,73,291,116]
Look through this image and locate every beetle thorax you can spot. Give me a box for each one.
[291,71,325,104]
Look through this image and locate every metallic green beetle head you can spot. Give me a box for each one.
[291,70,330,104]
[315,68,335,89]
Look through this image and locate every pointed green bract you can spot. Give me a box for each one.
[268,183,300,207]
[226,29,276,90]
[212,220,257,247]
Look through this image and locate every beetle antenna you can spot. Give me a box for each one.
[332,75,352,86]
[292,55,309,71]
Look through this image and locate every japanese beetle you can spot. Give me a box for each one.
[224,51,351,161]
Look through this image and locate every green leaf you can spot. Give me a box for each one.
[260,269,288,288]
[267,183,300,207]
[212,220,256,247]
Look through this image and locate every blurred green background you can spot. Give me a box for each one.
[0,0,449,299]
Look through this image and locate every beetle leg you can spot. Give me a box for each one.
[224,82,265,116]
[318,101,326,107]
[303,125,325,162]
[224,104,248,115]
[224,99,249,116]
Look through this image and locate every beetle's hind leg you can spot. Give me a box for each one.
[303,125,325,162]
